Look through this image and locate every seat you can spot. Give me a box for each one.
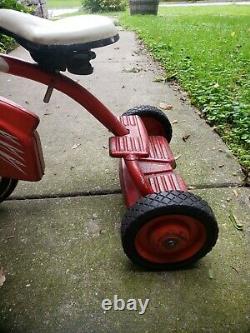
[0,9,119,74]
[0,9,118,47]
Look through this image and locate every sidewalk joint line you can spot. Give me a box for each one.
[7,189,122,201]
[7,183,248,202]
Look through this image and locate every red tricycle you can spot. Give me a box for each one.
[0,9,218,270]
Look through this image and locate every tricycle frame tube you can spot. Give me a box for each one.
[0,55,128,136]
[124,157,154,197]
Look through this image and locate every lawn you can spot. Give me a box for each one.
[120,5,250,171]
[47,0,81,9]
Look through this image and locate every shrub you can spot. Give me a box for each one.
[0,0,31,52]
[0,0,28,11]
[82,0,127,13]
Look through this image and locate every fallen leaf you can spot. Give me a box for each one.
[122,67,141,73]
[166,73,177,82]
[159,103,173,110]
[72,143,81,149]
[230,266,239,273]
[231,31,236,37]
[233,189,239,197]
[229,212,243,231]
[182,134,191,142]
[208,269,214,279]
[0,267,6,287]
[153,76,166,83]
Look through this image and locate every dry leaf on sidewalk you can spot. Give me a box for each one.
[233,189,239,197]
[159,103,173,111]
[229,212,243,231]
[72,143,81,150]
[182,134,191,142]
[175,154,182,161]
[0,267,6,287]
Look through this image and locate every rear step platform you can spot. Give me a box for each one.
[109,115,149,157]
[109,115,187,205]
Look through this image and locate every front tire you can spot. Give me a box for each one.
[123,105,172,143]
[121,191,218,270]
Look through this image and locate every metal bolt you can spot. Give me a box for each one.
[165,238,178,248]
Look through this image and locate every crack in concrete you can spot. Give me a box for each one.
[7,183,247,201]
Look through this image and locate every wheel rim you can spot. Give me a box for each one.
[135,215,206,264]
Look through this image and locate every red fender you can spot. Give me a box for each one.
[0,97,44,181]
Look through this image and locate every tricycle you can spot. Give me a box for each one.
[0,9,218,270]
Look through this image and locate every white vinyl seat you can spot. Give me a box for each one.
[0,9,119,74]
[0,9,118,46]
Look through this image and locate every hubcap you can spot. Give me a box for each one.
[135,215,206,264]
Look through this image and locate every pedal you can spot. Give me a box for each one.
[109,115,149,158]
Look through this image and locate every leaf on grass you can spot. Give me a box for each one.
[166,73,178,82]
[229,211,243,231]
[159,103,173,111]
[231,32,236,37]
[0,267,6,287]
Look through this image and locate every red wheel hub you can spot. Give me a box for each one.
[135,215,206,264]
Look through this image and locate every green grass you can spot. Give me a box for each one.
[47,0,81,9]
[120,5,250,171]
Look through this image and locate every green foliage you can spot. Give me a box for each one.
[82,0,126,13]
[47,0,81,9]
[121,6,250,170]
[0,0,28,11]
[0,0,31,53]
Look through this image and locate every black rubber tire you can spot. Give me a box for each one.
[0,177,18,203]
[123,105,172,143]
[121,191,218,270]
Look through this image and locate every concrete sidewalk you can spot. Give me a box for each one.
[0,30,249,332]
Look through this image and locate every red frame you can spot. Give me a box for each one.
[1,54,128,136]
[0,54,130,180]
[0,54,187,206]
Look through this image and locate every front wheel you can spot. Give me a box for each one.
[0,177,18,203]
[121,191,218,270]
[123,105,172,143]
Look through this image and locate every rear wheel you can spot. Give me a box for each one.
[121,191,218,270]
[123,105,172,142]
[0,177,18,203]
